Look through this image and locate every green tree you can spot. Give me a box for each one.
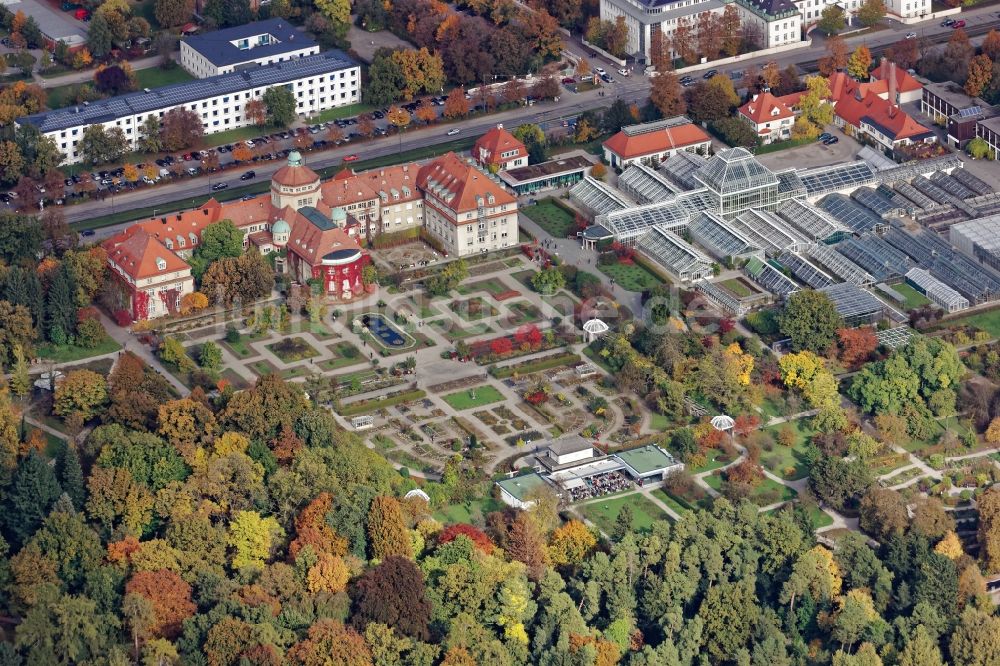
[3,451,62,547]
[59,444,86,510]
[54,370,108,422]
[263,86,297,128]
[203,0,251,27]
[698,578,759,660]
[315,0,350,25]
[857,0,886,27]
[778,289,844,353]
[424,259,468,297]
[611,503,634,541]
[818,5,846,34]
[799,75,835,127]
[0,301,35,367]
[530,266,566,294]
[899,625,944,666]
[967,136,992,160]
[199,340,222,371]
[190,219,244,278]
[87,12,114,58]
[10,344,30,397]
[79,125,128,166]
[367,495,412,560]
[950,605,1000,666]
[365,49,405,106]
[154,0,194,27]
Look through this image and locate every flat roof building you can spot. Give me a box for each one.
[613,444,684,482]
[180,19,320,78]
[499,155,593,195]
[538,434,600,471]
[496,472,552,509]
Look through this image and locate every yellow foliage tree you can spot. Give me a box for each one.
[723,342,753,386]
[227,510,284,571]
[179,291,209,314]
[548,520,597,566]
[213,432,250,457]
[123,163,139,183]
[986,417,1000,444]
[935,531,964,560]
[307,553,350,593]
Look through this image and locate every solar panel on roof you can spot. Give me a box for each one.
[959,106,982,118]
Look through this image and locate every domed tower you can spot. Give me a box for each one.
[271,218,291,246]
[270,151,321,211]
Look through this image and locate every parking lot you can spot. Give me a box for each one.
[756,126,856,171]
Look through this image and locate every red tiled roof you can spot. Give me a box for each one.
[416,152,515,213]
[835,90,932,141]
[602,123,710,159]
[870,60,922,94]
[738,91,794,125]
[286,208,363,265]
[103,227,189,280]
[273,162,321,188]
[473,126,526,165]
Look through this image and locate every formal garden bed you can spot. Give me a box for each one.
[455,278,511,297]
[318,341,365,371]
[337,388,427,417]
[450,297,500,322]
[489,352,581,379]
[267,337,321,363]
[428,319,494,342]
[506,301,544,326]
[249,359,281,377]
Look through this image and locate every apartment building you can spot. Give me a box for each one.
[17,50,360,165]
[179,19,320,78]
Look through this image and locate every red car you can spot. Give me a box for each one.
[343,154,359,162]
[561,77,575,84]
[953,19,966,28]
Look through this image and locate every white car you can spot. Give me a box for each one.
[594,67,606,75]
[618,68,629,76]
[447,128,461,135]
[905,31,917,39]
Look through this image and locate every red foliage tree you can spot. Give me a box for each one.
[270,422,303,463]
[437,523,494,553]
[725,459,764,487]
[289,493,348,560]
[491,337,513,356]
[515,324,543,349]
[124,569,197,639]
[697,426,725,450]
[733,413,762,438]
[837,327,878,368]
[287,620,372,666]
[719,318,735,334]
[525,390,549,405]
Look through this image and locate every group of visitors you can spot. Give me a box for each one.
[567,471,632,502]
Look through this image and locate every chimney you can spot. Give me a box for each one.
[888,61,898,118]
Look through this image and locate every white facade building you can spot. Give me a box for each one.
[18,51,360,165]
[179,18,320,78]
[599,0,802,62]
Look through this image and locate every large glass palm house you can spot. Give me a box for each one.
[693,147,782,219]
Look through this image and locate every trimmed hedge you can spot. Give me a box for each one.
[489,352,582,379]
[337,389,427,417]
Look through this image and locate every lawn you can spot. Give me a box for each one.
[428,319,493,341]
[221,336,257,359]
[761,419,816,480]
[649,412,671,431]
[309,103,376,123]
[456,279,509,297]
[203,126,267,148]
[522,198,576,238]
[507,301,542,325]
[36,337,122,363]
[689,449,731,474]
[704,473,797,504]
[597,261,663,292]
[949,307,1000,339]
[809,506,834,529]
[433,497,504,525]
[442,385,505,410]
[135,66,195,89]
[893,283,931,310]
[719,278,754,298]
[579,493,670,533]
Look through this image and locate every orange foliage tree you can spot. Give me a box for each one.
[124,569,197,639]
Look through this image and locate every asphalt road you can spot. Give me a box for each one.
[60,4,1000,229]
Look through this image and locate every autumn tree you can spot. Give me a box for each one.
[287,620,373,666]
[848,45,872,80]
[819,35,849,76]
[443,87,469,119]
[367,495,413,560]
[983,29,1000,61]
[154,0,194,27]
[351,556,432,639]
[837,327,878,368]
[857,0,886,27]
[289,492,348,559]
[887,36,920,71]
[160,108,203,152]
[228,510,284,571]
[124,569,196,638]
[966,54,993,98]
[54,370,108,422]
[650,72,687,118]
[548,520,597,566]
[978,487,1000,573]
[859,487,908,540]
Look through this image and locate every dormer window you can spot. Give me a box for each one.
[156,257,167,271]
[164,239,173,249]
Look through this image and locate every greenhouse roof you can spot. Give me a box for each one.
[694,147,779,195]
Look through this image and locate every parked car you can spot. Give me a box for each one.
[240,170,256,180]
[823,136,839,145]
[617,68,629,76]
[953,19,966,28]
[905,32,917,39]
[941,18,955,26]
[704,69,719,79]
[211,182,228,191]
[343,154,359,162]
[73,8,89,20]
[595,67,606,75]
[561,77,576,84]
[818,132,832,141]
[447,128,461,136]
[81,229,95,237]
